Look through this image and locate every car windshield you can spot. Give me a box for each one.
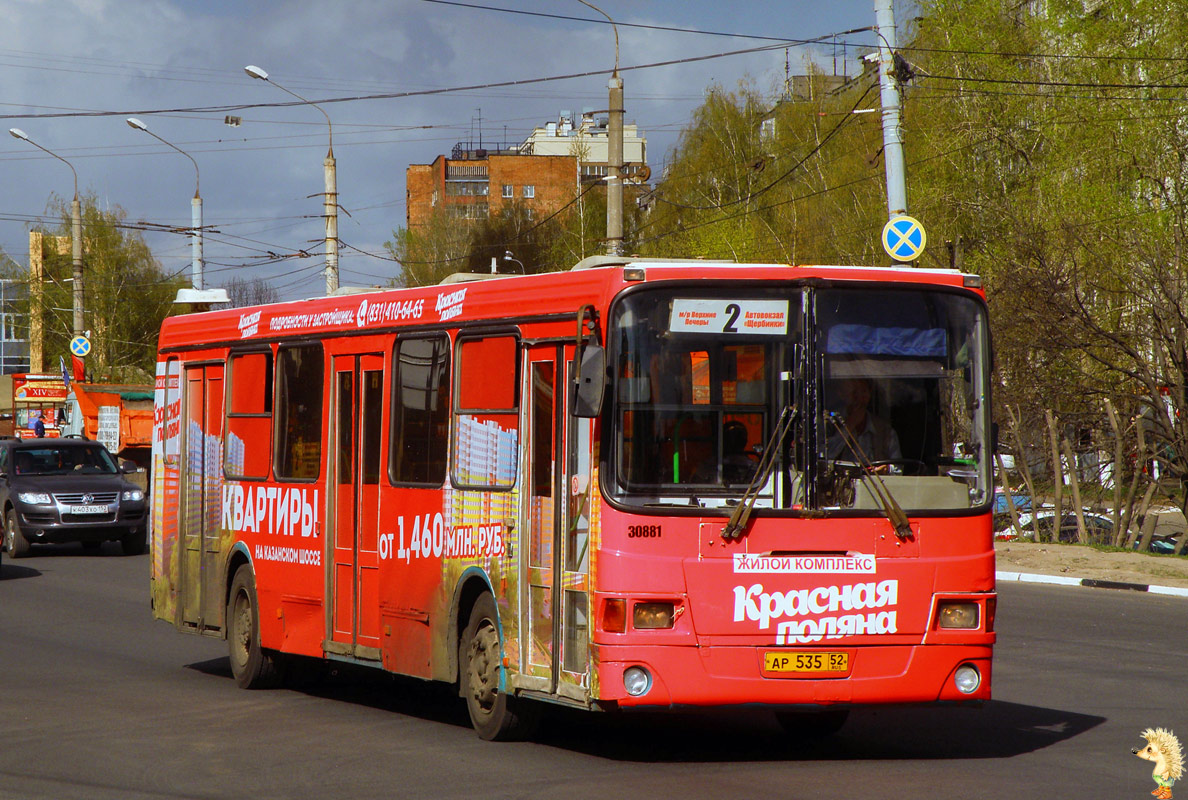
[11,446,118,476]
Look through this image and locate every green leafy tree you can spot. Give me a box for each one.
[638,4,1188,529]
[35,193,184,380]
[639,75,888,265]
[385,208,471,287]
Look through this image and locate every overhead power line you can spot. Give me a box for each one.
[0,42,801,121]
[418,0,874,45]
[918,70,1188,91]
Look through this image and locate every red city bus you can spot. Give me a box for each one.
[151,256,995,740]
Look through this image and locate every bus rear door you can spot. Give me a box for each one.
[181,362,224,633]
[328,352,384,660]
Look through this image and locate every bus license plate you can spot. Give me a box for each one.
[71,504,108,514]
[763,651,849,674]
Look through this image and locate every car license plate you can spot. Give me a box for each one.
[71,504,108,514]
[763,651,849,674]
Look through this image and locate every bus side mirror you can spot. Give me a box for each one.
[573,344,606,418]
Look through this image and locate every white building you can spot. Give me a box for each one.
[518,110,648,183]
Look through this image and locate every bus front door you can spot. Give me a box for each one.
[180,363,224,633]
[522,344,591,701]
[328,353,384,660]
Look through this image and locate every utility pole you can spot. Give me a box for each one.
[874,0,907,219]
[70,192,82,335]
[606,74,624,256]
[579,0,624,257]
[9,128,84,336]
[245,66,339,295]
[126,118,206,290]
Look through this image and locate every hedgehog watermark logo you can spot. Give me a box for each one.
[1134,728,1184,800]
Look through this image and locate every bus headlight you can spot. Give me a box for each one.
[633,602,675,629]
[938,602,979,629]
[954,663,981,694]
[623,666,652,697]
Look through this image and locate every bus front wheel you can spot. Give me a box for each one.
[228,566,281,689]
[460,593,536,741]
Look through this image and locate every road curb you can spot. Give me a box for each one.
[996,570,1188,598]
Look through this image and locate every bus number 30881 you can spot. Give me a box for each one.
[627,525,662,538]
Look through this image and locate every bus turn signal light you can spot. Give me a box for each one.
[937,602,979,629]
[603,598,627,633]
[633,602,675,629]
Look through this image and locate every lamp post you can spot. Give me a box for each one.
[874,0,908,219]
[244,65,339,294]
[577,0,624,256]
[502,251,525,274]
[8,128,83,338]
[126,118,205,290]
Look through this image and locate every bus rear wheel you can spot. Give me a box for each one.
[460,593,536,741]
[227,566,281,689]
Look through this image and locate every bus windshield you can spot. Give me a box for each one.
[607,283,990,514]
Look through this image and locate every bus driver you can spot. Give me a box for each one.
[827,377,901,464]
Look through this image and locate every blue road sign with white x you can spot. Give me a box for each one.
[882,215,927,262]
[70,335,91,358]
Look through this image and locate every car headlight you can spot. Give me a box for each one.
[122,489,144,502]
[17,492,52,505]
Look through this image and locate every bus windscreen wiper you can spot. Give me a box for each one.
[721,403,797,540]
[826,413,912,540]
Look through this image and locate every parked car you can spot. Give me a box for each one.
[992,489,1033,533]
[992,489,1032,515]
[0,438,147,558]
[1004,509,1115,544]
[1135,534,1184,555]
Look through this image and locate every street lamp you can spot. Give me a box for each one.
[9,128,84,338]
[577,0,624,256]
[126,118,205,291]
[244,64,339,295]
[502,251,525,274]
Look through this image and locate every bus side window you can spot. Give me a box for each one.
[391,334,451,486]
[274,343,324,480]
[452,334,519,490]
[225,350,273,479]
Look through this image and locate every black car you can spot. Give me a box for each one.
[1,438,148,557]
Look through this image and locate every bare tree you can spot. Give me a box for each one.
[223,276,279,308]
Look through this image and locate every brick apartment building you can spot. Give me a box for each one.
[406,151,577,229]
[406,109,648,230]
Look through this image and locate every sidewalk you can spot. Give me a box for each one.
[995,540,1188,597]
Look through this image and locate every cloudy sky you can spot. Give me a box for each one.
[0,0,905,301]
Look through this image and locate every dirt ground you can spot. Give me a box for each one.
[995,540,1188,589]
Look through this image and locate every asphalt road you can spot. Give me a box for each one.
[0,545,1181,800]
